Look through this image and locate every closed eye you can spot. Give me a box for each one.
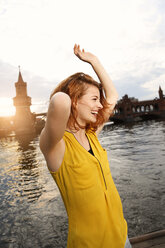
[92,96,100,100]
[92,98,101,103]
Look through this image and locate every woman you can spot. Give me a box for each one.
[40,44,132,248]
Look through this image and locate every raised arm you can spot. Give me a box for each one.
[40,92,71,153]
[74,44,118,133]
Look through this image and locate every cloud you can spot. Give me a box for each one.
[114,63,165,101]
[142,74,165,93]
[0,0,165,110]
[0,61,18,97]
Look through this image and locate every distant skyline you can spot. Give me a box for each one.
[0,0,165,116]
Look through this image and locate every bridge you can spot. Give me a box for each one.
[111,86,165,123]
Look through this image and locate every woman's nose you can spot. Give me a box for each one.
[98,102,103,109]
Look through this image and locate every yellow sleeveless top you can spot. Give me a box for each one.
[49,129,127,248]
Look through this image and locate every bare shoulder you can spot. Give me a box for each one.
[40,129,65,173]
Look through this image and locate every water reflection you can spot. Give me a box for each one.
[0,133,43,207]
[16,134,38,170]
[16,132,37,152]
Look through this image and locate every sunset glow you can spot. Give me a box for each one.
[0,98,15,117]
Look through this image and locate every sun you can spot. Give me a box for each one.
[0,97,15,117]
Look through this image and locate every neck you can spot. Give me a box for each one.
[66,126,87,138]
[66,126,90,150]
[66,121,86,133]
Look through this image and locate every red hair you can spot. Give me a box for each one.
[50,72,111,131]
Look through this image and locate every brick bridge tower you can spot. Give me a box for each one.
[13,67,35,132]
[159,86,164,99]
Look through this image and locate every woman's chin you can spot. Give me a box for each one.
[89,118,97,124]
[80,117,97,125]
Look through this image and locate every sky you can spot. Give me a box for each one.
[0,0,165,116]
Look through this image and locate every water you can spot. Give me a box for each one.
[0,120,165,247]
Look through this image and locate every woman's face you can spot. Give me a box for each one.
[75,85,103,126]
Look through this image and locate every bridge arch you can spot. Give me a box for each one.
[114,108,119,114]
[150,104,154,111]
[141,106,145,112]
[132,107,136,113]
[145,105,150,112]
[136,106,141,112]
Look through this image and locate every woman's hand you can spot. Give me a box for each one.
[73,44,98,65]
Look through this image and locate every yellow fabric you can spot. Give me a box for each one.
[49,129,127,248]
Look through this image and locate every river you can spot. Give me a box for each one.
[0,120,165,247]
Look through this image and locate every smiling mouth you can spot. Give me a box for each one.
[91,111,98,117]
[91,111,98,114]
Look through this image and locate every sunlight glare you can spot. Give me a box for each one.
[0,98,15,117]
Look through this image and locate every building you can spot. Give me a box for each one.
[13,68,35,133]
[111,86,165,123]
